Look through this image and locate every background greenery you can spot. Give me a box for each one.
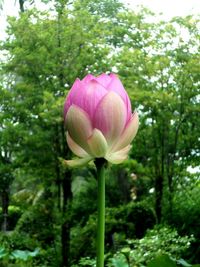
[0,0,199,266]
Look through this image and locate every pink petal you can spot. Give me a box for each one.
[87,129,108,157]
[66,80,107,121]
[82,74,95,83]
[63,78,81,118]
[105,145,131,164]
[96,73,112,88]
[67,133,89,158]
[107,73,132,122]
[112,112,139,152]
[66,105,93,153]
[80,80,108,120]
[93,91,127,145]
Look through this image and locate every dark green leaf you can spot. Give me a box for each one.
[147,254,177,267]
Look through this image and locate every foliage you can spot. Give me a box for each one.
[70,201,156,262]
[71,226,195,267]
[115,12,200,223]
[15,200,57,248]
[147,254,200,267]
[0,205,22,230]
[0,246,39,267]
[71,257,96,267]
[0,231,59,267]
[166,184,200,263]
[120,226,195,266]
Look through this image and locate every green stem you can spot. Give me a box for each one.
[95,158,107,267]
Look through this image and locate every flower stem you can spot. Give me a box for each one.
[95,158,107,267]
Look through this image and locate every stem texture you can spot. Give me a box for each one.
[95,158,107,267]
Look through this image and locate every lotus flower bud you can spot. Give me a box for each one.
[63,73,139,166]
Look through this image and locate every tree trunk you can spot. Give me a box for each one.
[54,124,62,211]
[1,188,9,232]
[155,121,165,223]
[19,0,25,12]
[155,174,163,224]
[61,169,72,267]
[56,2,73,265]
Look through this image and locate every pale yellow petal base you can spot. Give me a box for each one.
[87,129,108,157]
[67,133,89,158]
[63,157,93,168]
[111,112,139,152]
[105,145,131,164]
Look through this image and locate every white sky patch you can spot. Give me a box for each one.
[187,166,200,174]
[0,1,19,40]
[1,0,200,41]
[124,0,200,20]
[0,0,55,40]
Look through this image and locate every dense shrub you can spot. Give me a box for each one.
[124,226,195,266]
[71,226,195,267]
[0,206,22,230]
[165,186,200,263]
[15,203,56,248]
[70,201,156,263]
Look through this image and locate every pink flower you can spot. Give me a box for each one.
[63,73,139,167]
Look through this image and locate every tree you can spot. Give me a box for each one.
[114,11,200,222]
[0,0,128,265]
[0,87,17,231]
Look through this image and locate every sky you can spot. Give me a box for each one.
[124,0,200,19]
[1,0,200,40]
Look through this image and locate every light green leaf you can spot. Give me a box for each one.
[10,248,39,261]
[111,254,129,267]
[177,259,192,267]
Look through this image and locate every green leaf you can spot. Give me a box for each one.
[28,248,40,257]
[147,254,177,267]
[10,250,29,261]
[10,248,39,261]
[0,247,7,258]
[111,254,129,267]
[121,247,131,254]
[177,259,192,266]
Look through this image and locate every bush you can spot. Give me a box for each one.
[0,232,40,267]
[71,227,196,267]
[111,225,195,267]
[0,231,59,267]
[70,201,156,263]
[0,231,40,251]
[166,186,200,263]
[15,203,56,248]
[0,206,22,230]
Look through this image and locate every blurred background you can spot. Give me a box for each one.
[0,0,199,267]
